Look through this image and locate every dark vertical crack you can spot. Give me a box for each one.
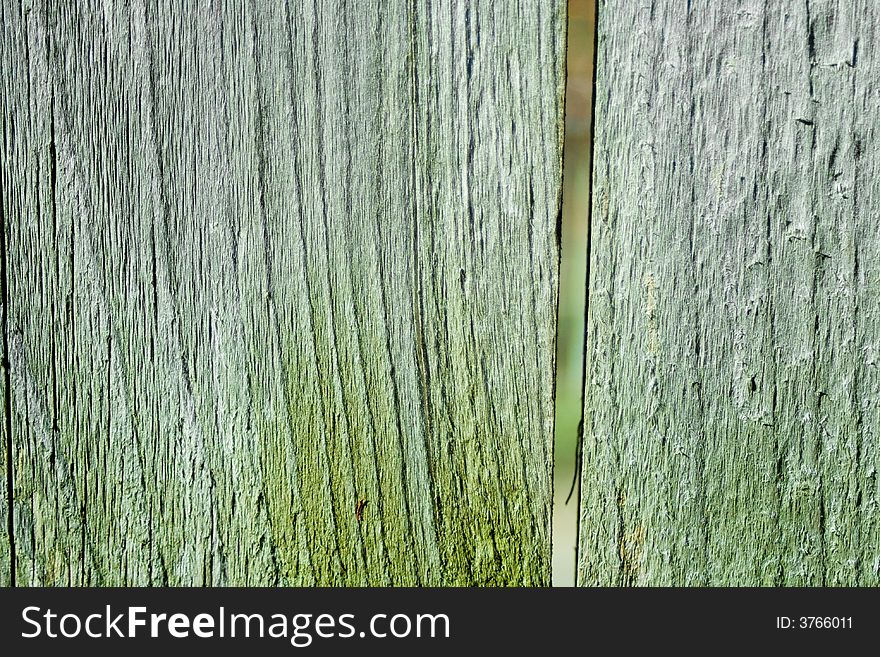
[805,0,815,97]
[682,0,711,586]
[48,94,60,515]
[0,153,15,586]
[309,1,352,581]
[407,0,441,584]
[249,4,285,585]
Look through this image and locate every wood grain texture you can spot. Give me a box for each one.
[0,0,565,586]
[580,0,880,585]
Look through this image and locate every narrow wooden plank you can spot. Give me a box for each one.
[1,0,565,586]
[581,0,880,585]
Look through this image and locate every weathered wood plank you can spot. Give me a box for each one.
[581,0,880,585]
[1,0,565,585]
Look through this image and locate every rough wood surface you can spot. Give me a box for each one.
[580,0,880,585]
[0,0,565,586]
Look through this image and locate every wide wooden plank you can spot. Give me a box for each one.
[581,0,880,585]
[0,0,565,586]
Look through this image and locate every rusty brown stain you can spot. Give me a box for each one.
[619,525,646,583]
[355,498,368,524]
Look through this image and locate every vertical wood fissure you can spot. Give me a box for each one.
[0,166,14,587]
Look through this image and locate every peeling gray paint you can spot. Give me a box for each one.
[580,0,880,586]
[0,0,565,586]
